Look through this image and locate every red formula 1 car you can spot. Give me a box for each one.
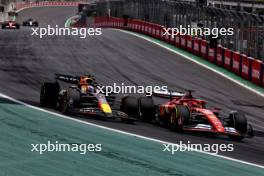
[1,20,20,29]
[137,90,254,140]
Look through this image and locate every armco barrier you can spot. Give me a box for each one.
[186,35,193,53]
[175,34,180,48]
[251,58,263,85]
[157,25,163,40]
[193,37,201,56]
[180,35,186,50]
[94,16,264,88]
[232,52,242,75]
[200,40,207,59]
[151,24,157,38]
[216,46,224,66]
[169,31,175,45]
[241,55,252,80]
[15,1,80,11]
[143,22,147,35]
[224,49,233,71]
[208,47,216,63]
[164,28,170,43]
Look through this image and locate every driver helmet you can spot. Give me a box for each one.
[87,85,95,93]
[79,76,93,85]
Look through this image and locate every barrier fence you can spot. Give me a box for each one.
[5,1,264,89]
[94,16,264,88]
[15,1,81,11]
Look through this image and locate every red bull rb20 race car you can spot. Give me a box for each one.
[40,74,137,123]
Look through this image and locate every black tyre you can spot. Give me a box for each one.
[67,88,80,108]
[121,96,139,117]
[155,107,168,127]
[228,111,247,140]
[169,105,190,131]
[40,82,60,108]
[139,97,155,121]
[61,88,80,114]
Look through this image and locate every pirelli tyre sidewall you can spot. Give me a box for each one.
[169,105,190,131]
[121,96,139,117]
[228,111,248,140]
[138,97,155,121]
[61,88,80,114]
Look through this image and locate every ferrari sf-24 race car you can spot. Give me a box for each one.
[135,89,254,140]
[1,21,20,29]
[40,74,137,123]
[22,19,39,27]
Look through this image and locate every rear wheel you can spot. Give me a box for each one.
[169,105,190,131]
[40,82,60,108]
[61,88,80,114]
[139,97,155,121]
[228,111,247,140]
[121,96,139,117]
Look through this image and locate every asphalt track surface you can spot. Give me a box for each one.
[0,7,264,165]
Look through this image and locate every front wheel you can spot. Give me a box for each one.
[228,111,247,140]
[169,105,190,131]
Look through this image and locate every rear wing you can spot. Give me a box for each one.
[153,89,184,98]
[55,73,79,84]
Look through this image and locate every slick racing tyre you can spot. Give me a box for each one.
[139,97,155,121]
[61,89,80,114]
[40,82,60,108]
[169,105,190,131]
[228,111,247,140]
[121,96,139,117]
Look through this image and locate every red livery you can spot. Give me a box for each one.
[1,21,20,29]
[138,90,254,140]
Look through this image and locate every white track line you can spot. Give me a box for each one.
[117,29,264,98]
[0,93,264,169]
